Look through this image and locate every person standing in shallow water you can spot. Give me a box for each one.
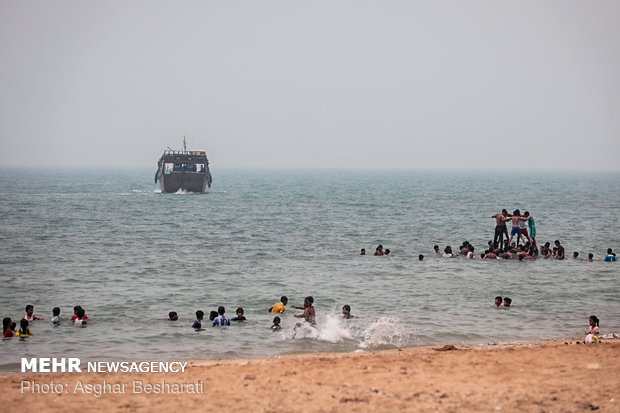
[554,240,565,260]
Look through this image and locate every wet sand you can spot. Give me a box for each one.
[1,338,618,412]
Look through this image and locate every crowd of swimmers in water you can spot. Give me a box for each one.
[167,296,354,336]
[2,305,88,339]
[1,298,355,340]
[5,299,610,345]
[3,208,615,342]
[359,209,617,262]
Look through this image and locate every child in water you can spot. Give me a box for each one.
[51,307,61,325]
[71,306,88,322]
[293,296,316,327]
[271,316,281,330]
[192,311,204,329]
[342,305,354,319]
[74,308,87,327]
[15,319,32,337]
[494,296,503,309]
[3,317,15,338]
[212,306,230,326]
[269,296,288,313]
[22,305,44,321]
[231,307,246,322]
[209,311,218,323]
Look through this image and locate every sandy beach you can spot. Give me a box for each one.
[1,338,618,412]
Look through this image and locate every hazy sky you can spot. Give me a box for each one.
[1,1,619,170]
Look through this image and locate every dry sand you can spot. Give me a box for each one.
[1,338,618,412]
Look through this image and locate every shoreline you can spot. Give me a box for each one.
[1,337,618,412]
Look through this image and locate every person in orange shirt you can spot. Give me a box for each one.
[269,296,288,313]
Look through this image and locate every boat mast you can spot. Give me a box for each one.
[183,136,187,153]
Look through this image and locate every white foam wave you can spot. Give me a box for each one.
[291,312,353,342]
[359,316,410,348]
[317,313,353,343]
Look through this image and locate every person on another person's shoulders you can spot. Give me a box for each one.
[507,210,528,247]
[524,211,537,251]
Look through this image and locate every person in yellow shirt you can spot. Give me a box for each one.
[15,319,32,337]
[268,296,288,313]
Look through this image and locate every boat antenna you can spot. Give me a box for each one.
[183,136,187,153]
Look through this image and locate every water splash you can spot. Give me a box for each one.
[359,316,411,348]
[317,312,353,343]
[291,312,353,342]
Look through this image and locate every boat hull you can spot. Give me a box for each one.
[159,171,207,193]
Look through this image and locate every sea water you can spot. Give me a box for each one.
[0,168,619,371]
